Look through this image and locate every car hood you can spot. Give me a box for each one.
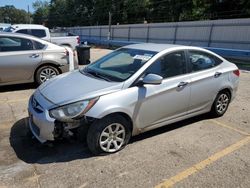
[38,70,124,106]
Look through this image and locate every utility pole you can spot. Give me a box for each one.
[28,5,31,24]
[108,11,112,40]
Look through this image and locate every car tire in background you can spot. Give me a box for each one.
[35,65,60,85]
[210,90,231,117]
[87,115,131,155]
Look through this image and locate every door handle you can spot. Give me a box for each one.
[177,81,189,88]
[29,54,40,58]
[214,72,222,78]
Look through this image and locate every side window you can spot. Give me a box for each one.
[0,37,33,52]
[146,51,186,79]
[188,50,222,72]
[30,29,46,38]
[33,40,45,50]
[16,29,29,34]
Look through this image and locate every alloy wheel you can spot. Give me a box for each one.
[216,93,229,114]
[99,123,126,153]
[40,68,57,83]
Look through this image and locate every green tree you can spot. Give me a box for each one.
[37,0,250,27]
[33,0,50,25]
[0,5,29,24]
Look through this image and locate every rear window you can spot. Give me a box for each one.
[188,50,223,72]
[33,41,45,50]
[31,29,46,38]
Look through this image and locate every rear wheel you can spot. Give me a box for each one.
[87,115,131,155]
[210,91,230,117]
[35,65,59,85]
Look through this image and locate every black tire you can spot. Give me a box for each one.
[210,91,230,117]
[35,65,59,85]
[87,115,131,155]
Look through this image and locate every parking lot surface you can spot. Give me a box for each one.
[0,48,250,188]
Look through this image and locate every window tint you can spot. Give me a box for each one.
[188,50,222,72]
[16,29,29,34]
[146,51,186,79]
[33,41,45,50]
[0,37,33,52]
[31,29,46,38]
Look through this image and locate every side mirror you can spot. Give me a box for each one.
[142,74,163,85]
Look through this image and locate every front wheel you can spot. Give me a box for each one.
[210,91,230,117]
[87,115,131,155]
[35,65,59,85]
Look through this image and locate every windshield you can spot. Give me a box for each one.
[3,27,15,32]
[80,48,157,82]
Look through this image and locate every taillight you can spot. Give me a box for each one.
[77,36,80,44]
[233,69,240,77]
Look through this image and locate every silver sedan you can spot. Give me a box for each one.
[0,33,73,86]
[28,43,239,155]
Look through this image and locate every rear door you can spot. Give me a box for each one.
[0,36,43,84]
[187,50,224,114]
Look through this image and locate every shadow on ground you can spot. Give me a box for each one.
[10,118,92,164]
[10,114,211,164]
[0,83,37,92]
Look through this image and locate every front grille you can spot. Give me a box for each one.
[32,96,44,113]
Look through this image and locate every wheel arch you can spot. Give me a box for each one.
[100,112,134,133]
[34,62,62,81]
[218,87,232,101]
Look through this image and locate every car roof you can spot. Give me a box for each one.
[11,24,47,30]
[123,43,185,52]
[0,32,41,40]
[0,32,65,50]
[0,23,11,27]
[0,32,51,45]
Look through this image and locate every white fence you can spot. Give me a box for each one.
[67,18,250,50]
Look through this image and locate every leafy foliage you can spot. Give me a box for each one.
[0,5,29,24]
[2,0,250,27]
[32,0,49,25]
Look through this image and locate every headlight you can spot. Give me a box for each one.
[49,97,98,121]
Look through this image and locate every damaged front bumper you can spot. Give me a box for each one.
[28,93,56,143]
[28,91,93,143]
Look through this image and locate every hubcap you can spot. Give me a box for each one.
[40,68,57,83]
[99,123,126,153]
[216,94,229,114]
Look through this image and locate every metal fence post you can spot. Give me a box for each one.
[128,26,131,41]
[100,27,102,40]
[112,27,114,40]
[80,27,83,41]
[146,25,150,43]
[89,27,91,38]
[173,24,178,44]
[208,23,214,47]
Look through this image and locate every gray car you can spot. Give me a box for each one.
[0,32,71,86]
[28,43,239,155]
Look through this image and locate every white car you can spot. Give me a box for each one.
[5,24,80,49]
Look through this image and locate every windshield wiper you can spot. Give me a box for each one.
[83,67,112,82]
